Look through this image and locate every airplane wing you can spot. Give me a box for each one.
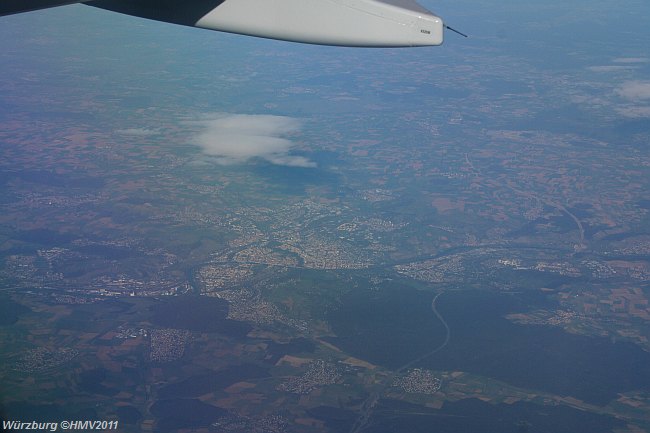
[0,0,84,16]
[0,0,445,47]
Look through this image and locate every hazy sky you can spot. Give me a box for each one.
[1,0,649,157]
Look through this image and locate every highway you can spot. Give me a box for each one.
[348,291,450,433]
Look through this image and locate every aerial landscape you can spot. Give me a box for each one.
[1,0,649,432]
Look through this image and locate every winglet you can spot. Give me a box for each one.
[445,25,468,38]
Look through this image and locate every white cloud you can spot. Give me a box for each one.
[616,106,650,118]
[189,114,315,167]
[613,57,649,64]
[587,65,634,73]
[116,128,157,136]
[616,81,650,101]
